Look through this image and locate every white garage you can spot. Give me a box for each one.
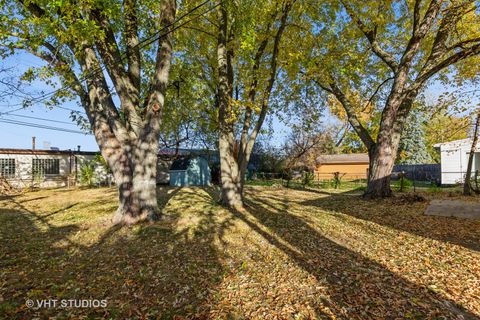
[434,139,480,185]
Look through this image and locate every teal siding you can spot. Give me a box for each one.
[169,157,211,186]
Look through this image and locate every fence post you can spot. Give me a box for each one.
[413,166,416,193]
[399,171,405,192]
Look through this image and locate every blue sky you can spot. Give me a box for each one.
[0,53,101,151]
[0,52,477,151]
[1,52,291,151]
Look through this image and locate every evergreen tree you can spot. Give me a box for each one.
[397,108,433,164]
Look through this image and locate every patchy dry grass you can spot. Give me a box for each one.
[0,186,479,319]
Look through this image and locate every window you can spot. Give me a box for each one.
[0,159,15,177]
[32,159,60,175]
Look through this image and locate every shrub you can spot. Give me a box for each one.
[332,172,345,189]
[394,176,412,192]
[282,169,293,187]
[427,183,442,193]
[302,171,315,188]
[94,154,112,174]
[79,160,96,187]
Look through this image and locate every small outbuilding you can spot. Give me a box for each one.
[315,153,369,180]
[434,139,480,185]
[169,156,211,186]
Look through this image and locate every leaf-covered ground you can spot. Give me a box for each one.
[0,186,479,319]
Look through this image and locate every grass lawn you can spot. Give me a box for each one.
[0,186,479,319]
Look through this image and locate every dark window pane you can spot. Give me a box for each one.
[32,159,60,175]
[0,159,15,177]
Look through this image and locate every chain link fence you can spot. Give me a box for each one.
[247,167,476,193]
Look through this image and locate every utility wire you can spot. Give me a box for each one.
[0,118,91,135]
[0,105,86,119]
[0,1,221,134]
[1,113,77,125]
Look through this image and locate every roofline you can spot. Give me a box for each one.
[315,153,370,165]
[317,161,369,165]
[433,138,472,148]
[0,148,99,156]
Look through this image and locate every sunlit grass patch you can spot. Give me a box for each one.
[0,185,478,319]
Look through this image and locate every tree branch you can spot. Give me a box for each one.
[145,0,176,139]
[361,76,394,112]
[239,20,274,159]
[124,0,141,91]
[398,0,443,71]
[89,7,143,135]
[328,80,375,150]
[340,0,399,72]
[245,0,295,157]
[417,42,480,85]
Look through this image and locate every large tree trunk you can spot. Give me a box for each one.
[108,143,160,225]
[364,145,396,198]
[219,132,243,208]
[364,102,405,198]
[463,113,480,196]
[217,3,243,209]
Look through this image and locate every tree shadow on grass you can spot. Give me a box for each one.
[0,187,235,319]
[299,191,480,252]
[231,191,479,319]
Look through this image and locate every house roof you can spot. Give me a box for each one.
[0,148,99,156]
[316,153,369,165]
[169,157,192,171]
[433,138,472,148]
[158,147,217,156]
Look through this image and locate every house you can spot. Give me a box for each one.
[434,139,480,185]
[169,156,211,186]
[315,153,369,180]
[0,148,106,189]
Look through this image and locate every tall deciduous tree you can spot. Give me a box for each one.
[216,0,295,208]
[295,0,480,198]
[0,0,176,224]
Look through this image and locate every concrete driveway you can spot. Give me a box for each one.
[425,199,480,219]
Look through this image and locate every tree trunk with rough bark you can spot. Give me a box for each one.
[111,150,159,224]
[216,0,293,207]
[11,0,175,223]
[219,132,243,208]
[216,4,244,209]
[464,113,480,196]
[364,99,406,198]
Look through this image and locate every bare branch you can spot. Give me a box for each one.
[361,77,394,112]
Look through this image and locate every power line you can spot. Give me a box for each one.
[0,106,25,115]
[57,106,86,113]
[0,104,86,118]
[0,1,221,134]
[1,113,77,125]
[0,118,91,135]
